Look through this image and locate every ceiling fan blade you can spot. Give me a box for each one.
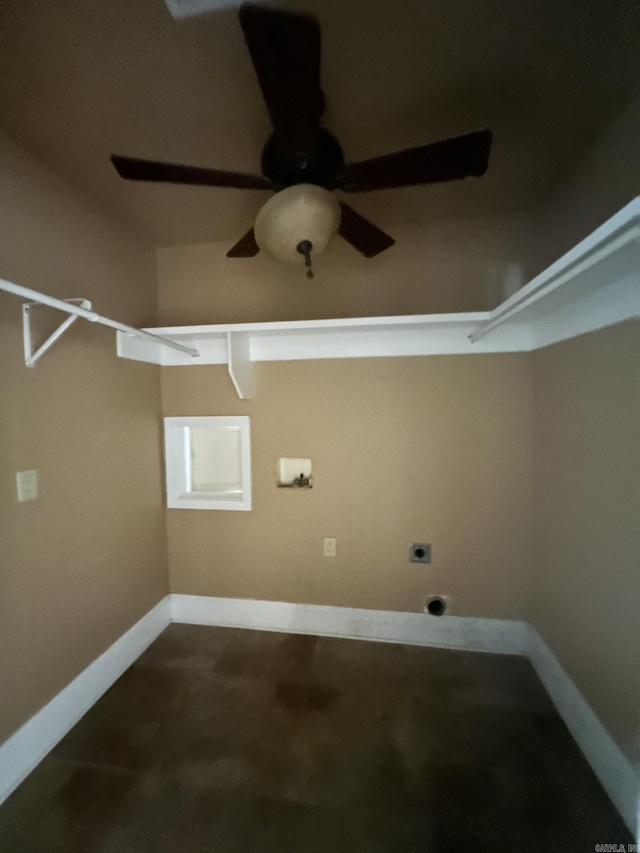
[335,130,492,192]
[111,155,273,190]
[239,4,323,157]
[226,228,260,258]
[338,203,395,258]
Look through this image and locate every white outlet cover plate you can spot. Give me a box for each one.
[323,538,336,557]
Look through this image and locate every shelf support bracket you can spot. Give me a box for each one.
[227,332,254,399]
[22,299,92,367]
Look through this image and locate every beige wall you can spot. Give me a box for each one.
[157,214,529,325]
[528,98,640,276]
[162,355,532,618]
[531,321,640,764]
[0,134,168,744]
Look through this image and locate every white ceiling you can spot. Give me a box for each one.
[1,0,638,246]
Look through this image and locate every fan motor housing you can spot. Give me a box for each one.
[262,127,345,189]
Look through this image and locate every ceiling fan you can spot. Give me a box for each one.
[111,3,492,277]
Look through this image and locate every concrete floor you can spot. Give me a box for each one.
[0,625,631,852]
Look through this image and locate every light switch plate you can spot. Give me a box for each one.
[16,469,38,502]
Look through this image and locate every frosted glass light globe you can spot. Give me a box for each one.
[254,184,340,264]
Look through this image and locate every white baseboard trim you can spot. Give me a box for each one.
[528,627,638,837]
[1,593,635,840]
[173,595,637,834]
[0,596,171,807]
[170,594,529,655]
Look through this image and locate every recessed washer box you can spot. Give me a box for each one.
[277,457,312,488]
[164,416,251,510]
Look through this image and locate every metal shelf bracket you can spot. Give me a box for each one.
[23,298,92,367]
[0,276,199,365]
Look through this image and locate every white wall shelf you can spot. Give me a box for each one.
[470,196,640,349]
[117,197,640,398]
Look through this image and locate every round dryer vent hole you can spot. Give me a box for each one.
[424,595,448,616]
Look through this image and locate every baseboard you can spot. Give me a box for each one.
[2,594,635,840]
[172,595,637,834]
[170,594,529,655]
[528,627,638,837]
[0,596,171,806]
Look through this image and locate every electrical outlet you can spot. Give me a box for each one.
[16,469,39,502]
[323,537,336,557]
[409,542,431,563]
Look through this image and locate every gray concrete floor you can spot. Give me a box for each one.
[0,625,631,852]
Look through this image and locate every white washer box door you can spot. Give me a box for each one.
[164,416,251,511]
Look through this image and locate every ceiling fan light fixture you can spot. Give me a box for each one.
[111,5,492,263]
[254,184,340,265]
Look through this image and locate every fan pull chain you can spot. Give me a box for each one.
[296,240,314,279]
